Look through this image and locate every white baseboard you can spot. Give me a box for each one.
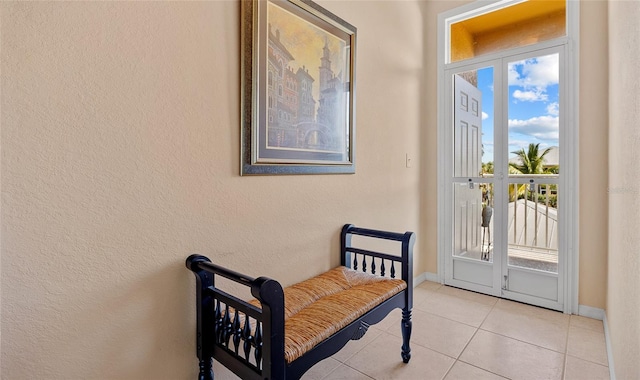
[603,314,616,380]
[578,304,605,320]
[413,272,439,287]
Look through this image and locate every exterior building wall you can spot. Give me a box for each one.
[450,23,475,62]
[451,8,565,62]
[474,10,565,57]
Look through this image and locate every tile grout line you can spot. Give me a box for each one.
[566,321,611,368]
[440,291,505,380]
[414,288,498,330]
[475,302,572,356]
[322,360,375,380]
[565,352,611,368]
[476,327,569,356]
[323,331,381,380]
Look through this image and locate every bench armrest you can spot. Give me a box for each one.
[341,224,415,309]
[186,255,285,380]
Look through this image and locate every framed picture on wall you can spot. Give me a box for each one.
[241,0,357,175]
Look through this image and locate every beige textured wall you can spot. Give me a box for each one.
[0,1,422,378]
[607,1,640,378]
[0,0,617,378]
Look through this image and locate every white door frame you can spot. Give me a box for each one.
[436,0,579,314]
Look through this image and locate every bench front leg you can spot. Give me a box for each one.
[198,359,214,380]
[186,255,215,380]
[401,308,412,363]
[401,231,414,363]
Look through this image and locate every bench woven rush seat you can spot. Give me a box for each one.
[186,224,415,379]
[262,266,407,363]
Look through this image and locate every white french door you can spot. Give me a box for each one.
[443,45,566,311]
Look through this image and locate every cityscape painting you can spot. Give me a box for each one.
[241,0,356,175]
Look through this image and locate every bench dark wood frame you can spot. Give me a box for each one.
[186,224,415,379]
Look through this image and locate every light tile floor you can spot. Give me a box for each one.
[212,281,610,380]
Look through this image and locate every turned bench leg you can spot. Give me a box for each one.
[198,357,214,380]
[401,308,412,363]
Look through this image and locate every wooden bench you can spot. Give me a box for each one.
[186,224,415,379]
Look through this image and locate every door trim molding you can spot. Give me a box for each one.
[566,0,580,316]
[437,0,580,313]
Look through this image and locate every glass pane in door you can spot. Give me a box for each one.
[453,67,494,262]
[454,181,494,261]
[507,182,559,272]
[507,53,559,273]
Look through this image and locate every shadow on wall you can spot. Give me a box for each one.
[418,0,454,275]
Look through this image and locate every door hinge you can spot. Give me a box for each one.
[502,275,509,290]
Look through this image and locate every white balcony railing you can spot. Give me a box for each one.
[479,178,559,272]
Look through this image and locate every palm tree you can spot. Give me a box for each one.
[508,143,554,201]
[481,161,494,175]
[509,143,553,175]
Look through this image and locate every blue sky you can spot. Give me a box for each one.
[477,53,560,163]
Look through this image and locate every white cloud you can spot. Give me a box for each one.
[482,111,489,120]
[508,64,521,85]
[524,55,558,88]
[508,54,559,103]
[513,89,548,102]
[546,102,559,116]
[508,115,559,141]
[509,54,559,89]
[509,139,531,148]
